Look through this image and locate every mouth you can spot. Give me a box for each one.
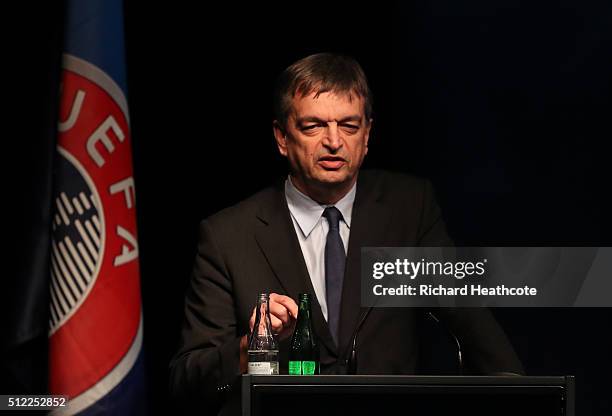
[318,156,346,170]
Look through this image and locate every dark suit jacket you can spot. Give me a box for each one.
[169,170,524,414]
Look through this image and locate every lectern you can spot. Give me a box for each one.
[242,375,574,416]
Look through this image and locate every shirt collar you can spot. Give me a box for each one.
[285,176,356,238]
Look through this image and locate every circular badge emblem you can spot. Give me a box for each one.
[49,55,142,400]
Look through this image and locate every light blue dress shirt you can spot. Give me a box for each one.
[284,177,356,321]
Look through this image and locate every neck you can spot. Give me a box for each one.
[290,174,357,205]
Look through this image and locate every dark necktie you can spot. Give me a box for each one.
[323,206,345,346]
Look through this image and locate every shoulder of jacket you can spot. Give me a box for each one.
[201,185,278,230]
[360,169,430,195]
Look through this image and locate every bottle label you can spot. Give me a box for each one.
[288,361,302,375]
[302,361,316,375]
[248,362,279,375]
[288,360,316,375]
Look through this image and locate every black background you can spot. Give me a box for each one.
[6,0,612,414]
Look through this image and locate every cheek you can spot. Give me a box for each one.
[299,142,318,160]
[288,141,317,165]
[349,138,368,160]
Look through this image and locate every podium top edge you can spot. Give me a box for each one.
[243,374,572,386]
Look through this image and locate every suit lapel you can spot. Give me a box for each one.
[339,171,391,355]
[254,184,337,355]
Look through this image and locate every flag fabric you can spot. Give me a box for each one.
[49,1,145,414]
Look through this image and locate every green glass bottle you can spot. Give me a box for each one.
[288,293,319,375]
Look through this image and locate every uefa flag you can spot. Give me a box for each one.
[49,0,145,414]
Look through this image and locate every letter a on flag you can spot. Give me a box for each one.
[49,1,145,414]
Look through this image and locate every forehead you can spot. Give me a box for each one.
[290,90,365,120]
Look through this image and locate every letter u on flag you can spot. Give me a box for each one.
[49,0,146,414]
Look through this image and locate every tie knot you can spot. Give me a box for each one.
[323,206,343,230]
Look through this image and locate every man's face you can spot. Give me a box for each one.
[274,90,371,199]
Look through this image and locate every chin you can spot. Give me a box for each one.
[314,171,352,186]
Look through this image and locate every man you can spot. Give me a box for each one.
[169,53,523,414]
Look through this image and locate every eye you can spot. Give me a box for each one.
[340,123,360,133]
[300,123,323,132]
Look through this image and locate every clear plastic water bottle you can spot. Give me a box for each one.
[247,293,279,375]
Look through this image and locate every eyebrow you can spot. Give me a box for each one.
[296,115,362,124]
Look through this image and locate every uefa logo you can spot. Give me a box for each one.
[49,54,142,408]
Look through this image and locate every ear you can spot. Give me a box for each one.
[273,120,288,157]
[364,118,373,155]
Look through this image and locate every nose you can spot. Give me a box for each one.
[322,123,343,152]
